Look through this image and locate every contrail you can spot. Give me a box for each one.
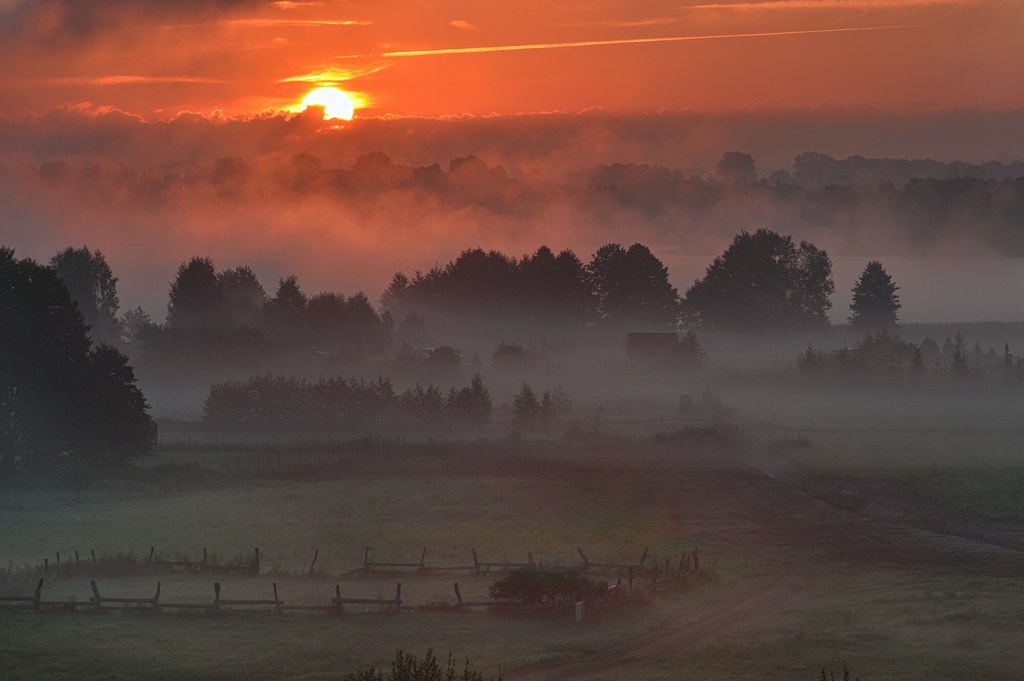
[340,24,918,59]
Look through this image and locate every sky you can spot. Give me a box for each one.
[1,0,1024,323]
[1,0,1021,119]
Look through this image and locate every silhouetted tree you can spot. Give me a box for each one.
[539,387,573,424]
[79,344,154,467]
[715,151,757,185]
[447,373,492,422]
[50,246,122,343]
[519,246,592,327]
[167,257,221,329]
[512,383,542,425]
[1,249,92,471]
[849,261,900,332]
[1,248,152,473]
[677,329,707,368]
[586,243,678,329]
[950,332,969,375]
[218,265,266,327]
[397,311,428,349]
[684,229,834,330]
[119,305,154,345]
[262,274,308,344]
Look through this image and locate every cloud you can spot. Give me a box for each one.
[32,75,228,86]
[689,0,977,9]
[449,19,479,31]
[367,24,918,59]
[0,0,260,44]
[279,66,385,85]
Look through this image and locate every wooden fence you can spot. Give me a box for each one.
[3,544,706,593]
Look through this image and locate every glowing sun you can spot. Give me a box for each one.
[301,87,355,120]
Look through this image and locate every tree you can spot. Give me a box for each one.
[119,305,154,345]
[1,251,92,471]
[512,383,542,425]
[715,151,757,185]
[0,249,152,473]
[950,331,969,375]
[167,257,221,329]
[50,246,122,343]
[79,344,154,467]
[539,387,573,424]
[683,229,834,330]
[519,246,592,328]
[447,373,492,422]
[849,261,900,332]
[218,265,266,328]
[586,243,679,329]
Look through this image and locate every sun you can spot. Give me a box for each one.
[301,87,356,121]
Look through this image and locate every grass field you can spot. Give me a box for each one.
[4,432,1024,680]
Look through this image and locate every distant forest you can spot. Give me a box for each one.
[5,150,1024,255]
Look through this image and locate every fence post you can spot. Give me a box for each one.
[56,552,61,568]
[33,578,43,611]
[90,580,101,609]
[202,548,208,570]
[364,547,370,572]
[453,582,463,605]
[577,547,589,569]
[335,584,343,612]
[419,547,427,568]
[148,546,155,563]
[395,583,402,611]
[153,582,161,609]
[253,547,261,575]
[75,550,80,565]
[213,582,221,609]
[91,549,96,562]
[640,547,649,568]
[309,549,319,575]
[471,548,479,574]
[692,546,700,572]
[273,582,279,610]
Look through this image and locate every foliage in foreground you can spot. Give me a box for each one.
[818,663,859,681]
[342,648,502,681]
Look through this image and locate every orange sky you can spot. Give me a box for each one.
[1,0,1021,120]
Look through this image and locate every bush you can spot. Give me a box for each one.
[487,566,606,606]
[342,648,502,681]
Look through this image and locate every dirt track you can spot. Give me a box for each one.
[506,457,1024,681]
[510,573,806,681]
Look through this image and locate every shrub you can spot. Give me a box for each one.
[487,566,606,606]
[342,648,502,681]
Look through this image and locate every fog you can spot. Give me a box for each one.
[3,108,1024,324]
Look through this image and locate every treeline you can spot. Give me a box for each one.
[203,373,575,428]
[383,243,678,336]
[797,332,1024,380]
[204,374,495,427]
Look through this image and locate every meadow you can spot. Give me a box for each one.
[3,430,1024,680]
